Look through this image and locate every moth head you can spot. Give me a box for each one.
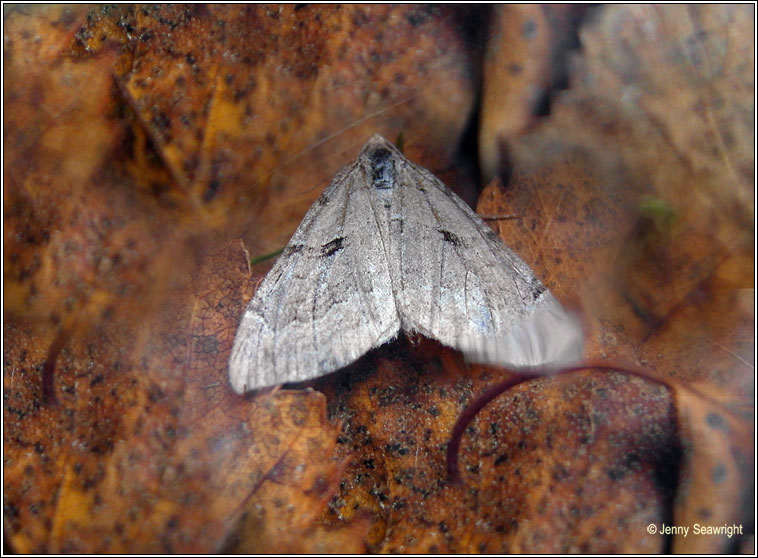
[361,134,401,190]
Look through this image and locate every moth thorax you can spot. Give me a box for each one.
[368,147,396,190]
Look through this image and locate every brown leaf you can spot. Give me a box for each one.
[312,345,681,553]
[458,371,678,553]
[4,237,361,553]
[478,5,596,182]
[671,385,752,553]
[4,6,125,324]
[225,387,369,553]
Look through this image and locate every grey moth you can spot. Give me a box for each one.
[229,135,582,393]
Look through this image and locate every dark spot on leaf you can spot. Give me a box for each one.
[202,179,220,202]
[706,411,725,429]
[523,19,537,39]
[406,9,429,27]
[606,465,627,481]
[384,443,408,456]
[4,503,19,520]
[147,384,166,402]
[712,464,727,483]
[151,111,171,132]
[312,475,329,496]
[494,453,509,466]
[369,486,388,502]
[196,335,218,354]
[552,464,570,481]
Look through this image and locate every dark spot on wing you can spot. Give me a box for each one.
[320,237,345,257]
[483,228,500,242]
[439,229,462,247]
[369,147,395,189]
[532,283,546,300]
[283,244,305,257]
[316,191,330,206]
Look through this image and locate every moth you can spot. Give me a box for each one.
[229,135,582,393]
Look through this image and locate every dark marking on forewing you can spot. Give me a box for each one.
[369,147,395,189]
[284,244,305,257]
[316,191,330,206]
[439,229,462,247]
[483,228,500,242]
[531,282,546,300]
[320,237,345,257]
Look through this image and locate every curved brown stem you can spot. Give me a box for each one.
[445,359,686,483]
